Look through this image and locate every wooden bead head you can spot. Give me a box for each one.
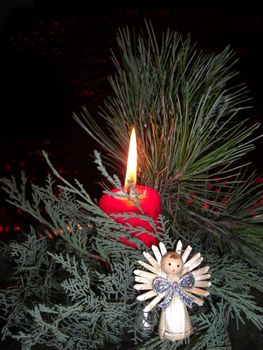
[161,252,184,275]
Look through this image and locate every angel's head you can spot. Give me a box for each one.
[161,252,183,276]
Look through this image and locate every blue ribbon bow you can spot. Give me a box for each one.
[153,273,195,309]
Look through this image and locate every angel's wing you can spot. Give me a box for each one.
[181,246,211,306]
[134,241,174,311]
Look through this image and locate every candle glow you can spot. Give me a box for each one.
[124,127,137,191]
[98,126,161,248]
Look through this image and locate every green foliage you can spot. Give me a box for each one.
[1,153,263,349]
[74,21,263,268]
[75,23,257,189]
[1,21,263,350]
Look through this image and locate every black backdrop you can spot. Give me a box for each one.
[1,2,263,178]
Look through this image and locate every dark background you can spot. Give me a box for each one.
[0,1,263,349]
[1,1,263,193]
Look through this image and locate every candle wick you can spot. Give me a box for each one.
[126,183,132,195]
[126,182,136,198]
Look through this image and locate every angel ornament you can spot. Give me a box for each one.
[134,241,211,341]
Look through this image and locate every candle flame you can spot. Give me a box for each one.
[124,127,137,191]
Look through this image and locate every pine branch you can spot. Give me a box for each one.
[73,21,262,267]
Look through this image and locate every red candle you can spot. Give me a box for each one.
[99,128,161,248]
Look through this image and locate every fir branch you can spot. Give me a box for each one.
[208,253,263,329]
[94,149,123,189]
[0,173,54,231]
[189,301,232,350]
[42,151,94,205]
